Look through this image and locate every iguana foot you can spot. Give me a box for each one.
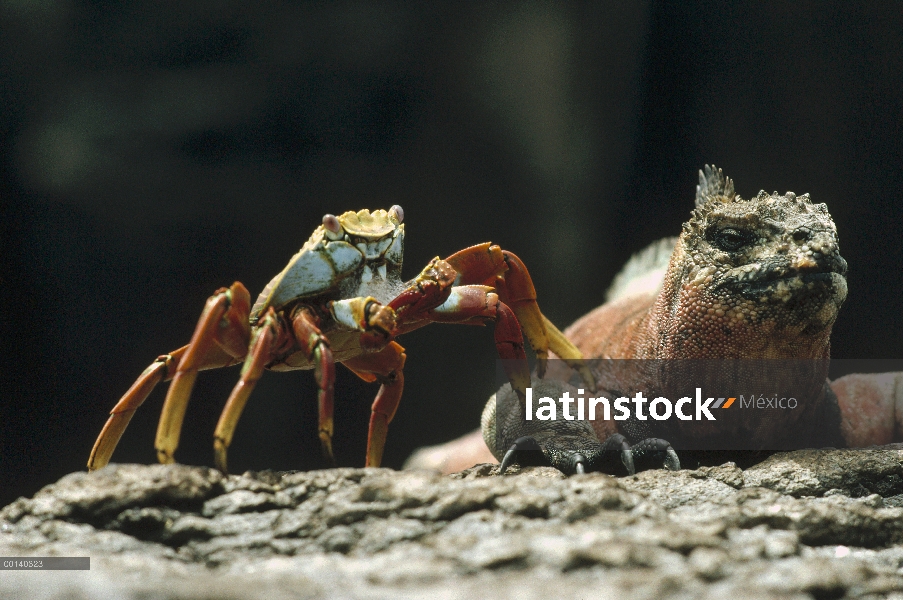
[485,377,681,476]
[497,432,679,476]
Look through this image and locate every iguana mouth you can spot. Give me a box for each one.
[759,270,840,285]
[723,260,847,301]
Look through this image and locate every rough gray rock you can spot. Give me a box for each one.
[5,448,903,599]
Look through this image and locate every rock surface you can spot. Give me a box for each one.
[5,448,903,599]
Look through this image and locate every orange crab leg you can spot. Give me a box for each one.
[497,254,596,387]
[445,243,594,387]
[422,284,531,398]
[445,244,548,370]
[290,306,337,464]
[87,283,251,471]
[541,315,594,382]
[344,341,407,468]
[155,282,252,465]
[213,308,288,473]
[444,242,508,284]
[88,348,184,471]
[491,301,532,398]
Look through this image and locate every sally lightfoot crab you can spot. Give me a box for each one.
[88,205,591,473]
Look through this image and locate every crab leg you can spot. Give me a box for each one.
[88,348,185,471]
[445,243,594,387]
[155,283,252,464]
[344,341,407,467]
[543,315,595,389]
[386,260,533,398]
[213,308,289,473]
[424,284,532,398]
[290,306,337,464]
[87,283,250,471]
[445,243,546,361]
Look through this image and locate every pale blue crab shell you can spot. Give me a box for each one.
[250,220,404,322]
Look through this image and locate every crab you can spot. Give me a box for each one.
[87,205,592,473]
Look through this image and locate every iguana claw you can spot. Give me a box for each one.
[616,437,680,475]
[499,436,547,474]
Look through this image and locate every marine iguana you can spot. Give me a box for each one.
[406,166,903,475]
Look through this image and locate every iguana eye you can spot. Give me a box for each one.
[712,228,751,252]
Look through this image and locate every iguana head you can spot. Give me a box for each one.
[656,165,848,358]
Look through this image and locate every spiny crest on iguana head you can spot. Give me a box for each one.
[695,164,736,207]
[686,164,741,236]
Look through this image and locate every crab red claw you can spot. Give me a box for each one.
[87,206,591,474]
[443,242,595,386]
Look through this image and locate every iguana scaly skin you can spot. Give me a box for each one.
[405,166,903,475]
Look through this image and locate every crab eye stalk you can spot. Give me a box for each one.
[322,214,343,240]
[389,205,404,224]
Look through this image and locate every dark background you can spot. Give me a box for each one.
[2,1,901,507]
